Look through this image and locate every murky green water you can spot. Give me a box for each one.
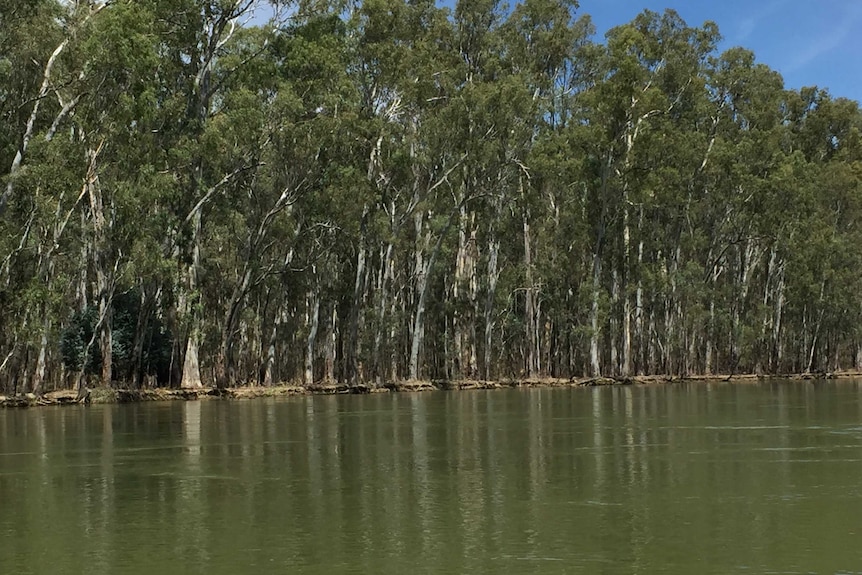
[3,382,862,574]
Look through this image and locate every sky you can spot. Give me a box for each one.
[249,0,862,103]
[578,0,862,103]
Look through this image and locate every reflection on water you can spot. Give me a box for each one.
[3,382,862,574]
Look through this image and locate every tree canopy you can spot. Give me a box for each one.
[2,0,861,395]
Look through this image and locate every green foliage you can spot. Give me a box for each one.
[59,290,173,383]
[2,0,862,393]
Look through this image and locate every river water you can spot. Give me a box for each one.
[2,382,862,574]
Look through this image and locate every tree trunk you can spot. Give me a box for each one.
[705,300,715,375]
[589,250,602,377]
[483,235,500,381]
[346,215,367,384]
[772,259,785,372]
[262,304,284,387]
[85,143,115,388]
[523,211,538,378]
[452,206,479,379]
[216,267,252,389]
[181,332,202,389]
[408,235,430,381]
[323,305,336,382]
[373,242,394,384]
[610,269,620,375]
[409,210,457,381]
[99,296,113,386]
[1,37,69,215]
[621,199,632,377]
[128,286,154,388]
[452,207,479,379]
[305,286,320,385]
[31,321,49,396]
[180,213,203,389]
[664,252,677,374]
[634,236,645,375]
[467,224,479,379]
[806,280,826,373]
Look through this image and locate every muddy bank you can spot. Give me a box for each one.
[2,371,860,408]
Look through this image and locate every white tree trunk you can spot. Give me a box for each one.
[180,212,203,389]
[483,236,500,380]
[589,251,602,377]
[305,287,320,385]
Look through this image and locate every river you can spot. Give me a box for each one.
[2,381,862,574]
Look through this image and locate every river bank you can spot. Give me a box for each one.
[2,371,860,408]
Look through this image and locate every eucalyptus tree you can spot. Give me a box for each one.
[0,0,66,392]
[0,0,107,217]
[0,0,138,394]
[400,15,464,382]
[261,11,364,386]
[696,47,787,375]
[2,1,862,397]
[499,0,590,378]
[63,0,166,390]
[776,91,862,373]
[130,0,273,389]
[439,0,520,381]
[557,10,720,376]
[350,0,464,382]
[350,0,418,383]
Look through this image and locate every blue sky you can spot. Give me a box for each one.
[250,1,861,103]
[579,0,862,103]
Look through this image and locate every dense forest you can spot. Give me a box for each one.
[1,0,861,396]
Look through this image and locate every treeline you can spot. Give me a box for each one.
[1,0,861,395]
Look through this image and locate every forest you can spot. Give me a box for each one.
[1,0,861,396]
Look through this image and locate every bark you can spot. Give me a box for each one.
[323,305,337,382]
[705,299,715,375]
[590,149,613,378]
[79,141,117,387]
[262,303,285,387]
[373,241,394,383]
[523,210,538,378]
[346,208,368,384]
[178,2,256,389]
[0,2,108,216]
[589,248,603,377]
[806,280,827,373]
[0,39,69,215]
[647,307,658,374]
[466,224,479,378]
[75,288,114,397]
[634,233,645,375]
[31,325,49,396]
[772,258,785,371]
[620,195,632,377]
[128,286,155,388]
[408,210,458,381]
[686,324,697,376]
[616,96,661,376]
[483,234,500,380]
[98,295,113,386]
[453,207,468,378]
[610,269,620,375]
[664,250,679,374]
[731,237,763,371]
[180,212,203,389]
[305,286,320,385]
[181,332,202,389]
[408,213,433,381]
[216,265,253,389]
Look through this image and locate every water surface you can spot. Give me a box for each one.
[3,381,862,574]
